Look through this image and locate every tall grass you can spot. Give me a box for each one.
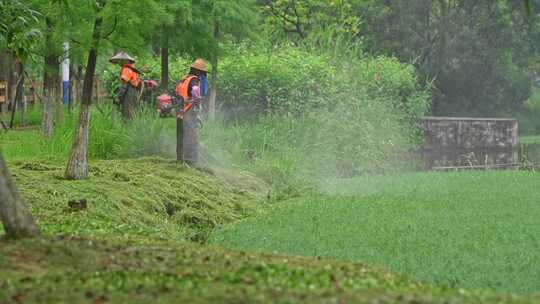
[0,104,176,160]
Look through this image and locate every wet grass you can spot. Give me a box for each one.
[212,171,540,294]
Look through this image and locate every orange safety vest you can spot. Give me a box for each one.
[120,64,141,88]
[175,75,198,112]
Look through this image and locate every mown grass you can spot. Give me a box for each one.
[3,157,268,242]
[1,237,537,304]
[212,170,540,294]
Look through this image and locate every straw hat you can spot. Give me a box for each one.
[109,52,135,64]
[189,58,209,72]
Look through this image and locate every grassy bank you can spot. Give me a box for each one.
[212,171,540,294]
[1,237,536,303]
[2,157,268,242]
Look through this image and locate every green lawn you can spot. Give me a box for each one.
[212,171,540,294]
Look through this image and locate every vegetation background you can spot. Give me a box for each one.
[1,0,540,302]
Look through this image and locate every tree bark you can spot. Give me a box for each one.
[0,153,40,239]
[65,11,103,180]
[42,18,56,138]
[42,86,53,138]
[9,62,24,129]
[54,67,64,122]
[161,31,169,92]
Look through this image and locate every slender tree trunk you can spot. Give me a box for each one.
[42,19,56,138]
[54,68,64,122]
[68,63,74,112]
[9,62,24,129]
[161,31,169,92]
[0,153,40,239]
[65,13,103,180]
[42,85,53,138]
[7,56,15,112]
[20,93,27,127]
[75,65,83,105]
[208,22,219,121]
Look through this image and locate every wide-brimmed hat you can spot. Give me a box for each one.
[189,58,209,72]
[109,52,135,64]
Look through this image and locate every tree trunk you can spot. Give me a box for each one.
[54,69,64,122]
[20,93,27,127]
[161,31,169,92]
[42,85,53,138]
[75,65,83,106]
[0,153,40,239]
[65,13,103,180]
[42,21,56,138]
[9,62,24,129]
[208,22,220,121]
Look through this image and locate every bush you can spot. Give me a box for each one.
[207,46,430,178]
[219,46,429,123]
[219,47,332,121]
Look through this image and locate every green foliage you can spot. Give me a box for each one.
[0,0,42,61]
[210,46,429,177]
[517,87,540,134]
[261,0,362,43]
[219,46,332,119]
[356,0,539,116]
[212,170,540,294]
[219,46,430,121]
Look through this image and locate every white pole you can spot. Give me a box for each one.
[61,42,70,105]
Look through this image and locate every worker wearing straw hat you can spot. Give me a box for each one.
[109,52,141,120]
[175,58,209,166]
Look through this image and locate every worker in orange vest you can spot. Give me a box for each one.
[175,58,208,166]
[109,52,141,120]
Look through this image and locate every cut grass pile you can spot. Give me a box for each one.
[1,237,536,303]
[2,157,268,242]
[212,171,540,294]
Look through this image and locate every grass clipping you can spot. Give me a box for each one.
[7,157,268,242]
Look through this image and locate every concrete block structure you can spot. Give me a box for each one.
[422,117,518,169]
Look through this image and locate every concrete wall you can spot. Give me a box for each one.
[422,117,518,169]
